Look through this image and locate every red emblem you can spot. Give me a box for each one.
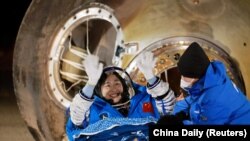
[143,102,153,113]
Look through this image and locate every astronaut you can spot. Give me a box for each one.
[66,52,176,140]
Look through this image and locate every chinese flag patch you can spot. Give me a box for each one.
[143,102,153,113]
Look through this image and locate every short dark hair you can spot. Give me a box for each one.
[94,71,130,103]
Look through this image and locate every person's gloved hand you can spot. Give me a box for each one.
[136,51,156,80]
[83,54,103,86]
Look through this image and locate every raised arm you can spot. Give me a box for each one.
[136,52,176,115]
[70,54,103,126]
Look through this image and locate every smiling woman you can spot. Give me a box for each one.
[66,52,176,140]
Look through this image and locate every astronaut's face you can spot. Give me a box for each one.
[101,74,124,104]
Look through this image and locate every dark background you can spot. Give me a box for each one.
[0,1,34,140]
[0,0,31,98]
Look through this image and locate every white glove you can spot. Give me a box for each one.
[136,51,156,80]
[83,54,103,86]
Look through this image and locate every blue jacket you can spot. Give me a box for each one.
[66,85,160,140]
[88,91,160,124]
[174,61,250,124]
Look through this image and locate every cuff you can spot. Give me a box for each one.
[80,84,95,99]
[147,77,157,85]
[147,77,160,89]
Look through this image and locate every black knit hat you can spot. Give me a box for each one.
[177,42,210,78]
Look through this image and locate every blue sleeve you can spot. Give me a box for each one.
[173,96,192,115]
[132,82,147,93]
[66,118,79,141]
[66,117,90,141]
[196,103,232,124]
